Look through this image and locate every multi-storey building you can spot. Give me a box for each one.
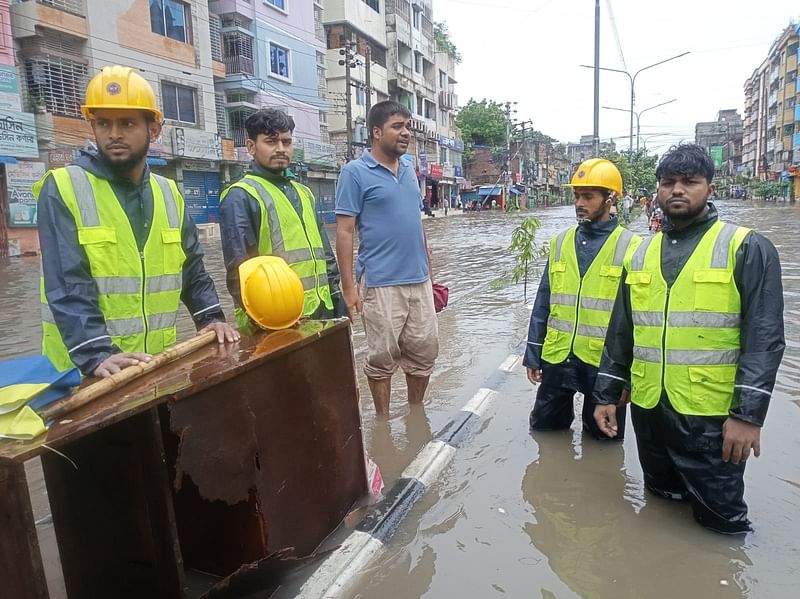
[11,0,230,231]
[433,33,462,207]
[0,0,40,255]
[209,0,337,207]
[566,135,616,169]
[695,109,743,180]
[323,0,389,163]
[742,23,799,198]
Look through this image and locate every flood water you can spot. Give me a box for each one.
[1,200,799,598]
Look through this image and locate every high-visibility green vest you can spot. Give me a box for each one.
[34,166,186,372]
[542,225,640,367]
[221,175,333,327]
[625,220,750,416]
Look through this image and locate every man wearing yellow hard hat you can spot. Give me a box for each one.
[219,109,347,329]
[35,65,239,378]
[523,158,641,440]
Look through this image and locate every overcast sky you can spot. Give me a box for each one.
[435,0,799,155]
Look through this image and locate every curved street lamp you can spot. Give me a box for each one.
[603,99,677,152]
[581,52,690,153]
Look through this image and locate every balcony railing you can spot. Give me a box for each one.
[37,0,84,17]
[225,55,254,76]
[439,91,457,110]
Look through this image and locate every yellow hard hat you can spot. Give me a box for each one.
[239,256,305,330]
[568,159,623,197]
[81,65,164,122]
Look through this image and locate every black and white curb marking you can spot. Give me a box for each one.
[298,354,523,598]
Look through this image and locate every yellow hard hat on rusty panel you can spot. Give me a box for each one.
[567,159,623,196]
[239,256,305,330]
[81,65,164,122]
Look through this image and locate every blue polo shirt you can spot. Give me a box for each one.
[335,150,429,287]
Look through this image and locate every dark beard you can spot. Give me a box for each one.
[98,145,149,180]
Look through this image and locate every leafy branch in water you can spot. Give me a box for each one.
[492,215,548,301]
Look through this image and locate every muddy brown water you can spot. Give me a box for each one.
[1,201,798,598]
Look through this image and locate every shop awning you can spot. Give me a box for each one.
[477,185,502,196]
[146,157,168,166]
[509,187,523,195]
[0,156,17,164]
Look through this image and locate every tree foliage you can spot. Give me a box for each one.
[433,22,462,63]
[599,149,658,196]
[455,99,508,164]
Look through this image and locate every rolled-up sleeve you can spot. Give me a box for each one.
[730,232,785,426]
[38,175,117,375]
[334,166,362,217]
[179,208,226,328]
[593,270,634,405]
[523,259,550,369]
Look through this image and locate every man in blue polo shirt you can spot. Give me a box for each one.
[336,101,439,416]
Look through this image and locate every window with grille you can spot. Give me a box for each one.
[209,14,222,61]
[149,0,190,44]
[215,93,228,138]
[269,43,290,79]
[24,57,87,117]
[161,82,196,123]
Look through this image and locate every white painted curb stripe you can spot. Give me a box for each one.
[498,354,521,372]
[461,388,497,418]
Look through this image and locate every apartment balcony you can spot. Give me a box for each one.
[767,115,777,129]
[11,0,87,39]
[224,55,254,76]
[390,62,415,93]
[439,91,457,110]
[768,91,778,107]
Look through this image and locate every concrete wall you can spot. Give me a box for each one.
[325,0,386,45]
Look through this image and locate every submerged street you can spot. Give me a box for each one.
[2,201,799,598]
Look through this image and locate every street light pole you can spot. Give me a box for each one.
[602,98,676,151]
[581,51,689,153]
[593,0,600,156]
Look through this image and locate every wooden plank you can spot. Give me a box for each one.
[41,409,185,599]
[0,462,49,599]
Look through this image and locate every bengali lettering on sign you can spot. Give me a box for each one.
[7,161,46,228]
[0,110,38,158]
[172,127,222,160]
[0,66,21,111]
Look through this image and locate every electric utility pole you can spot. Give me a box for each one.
[365,44,372,115]
[339,41,358,161]
[593,0,600,155]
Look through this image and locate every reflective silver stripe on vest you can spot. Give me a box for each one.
[41,303,56,324]
[632,311,664,326]
[547,317,574,333]
[634,346,661,363]
[146,274,183,294]
[153,175,180,228]
[667,349,740,365]
[550,292,577,306]
[148,311,178,331]
[613,229,635,266]
[284,248,316,264]
[581,296,615,311]
[300,275,318,291]
[710,223,738,269]
[65,166,100,227]
[577,324,607,339]
[553,229,570,262]
[630,235,655,271]
[242,177,287,255]
[668,311,741,328]
[94,277,141,294]
[106,316,146,337]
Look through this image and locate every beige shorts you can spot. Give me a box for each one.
[359,278,439,380]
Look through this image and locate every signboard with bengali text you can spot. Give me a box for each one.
[7,161,46,228]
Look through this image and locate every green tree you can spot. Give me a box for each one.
[455,98,508,165]
[433,22,462,63]
[599,149,658,196]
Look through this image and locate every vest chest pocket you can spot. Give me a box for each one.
[599,264,623,299]
[625,271,652,306]
[686,365,736,415]
[161,229,185,274]
[78,227,118,271]
[549,261,567,290]
[692,269,733,311]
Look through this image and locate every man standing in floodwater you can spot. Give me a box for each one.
[594,144,785,534]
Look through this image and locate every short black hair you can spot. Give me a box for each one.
[367,100,411,140]
[656,143,715,183]
[245,109,295,141]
